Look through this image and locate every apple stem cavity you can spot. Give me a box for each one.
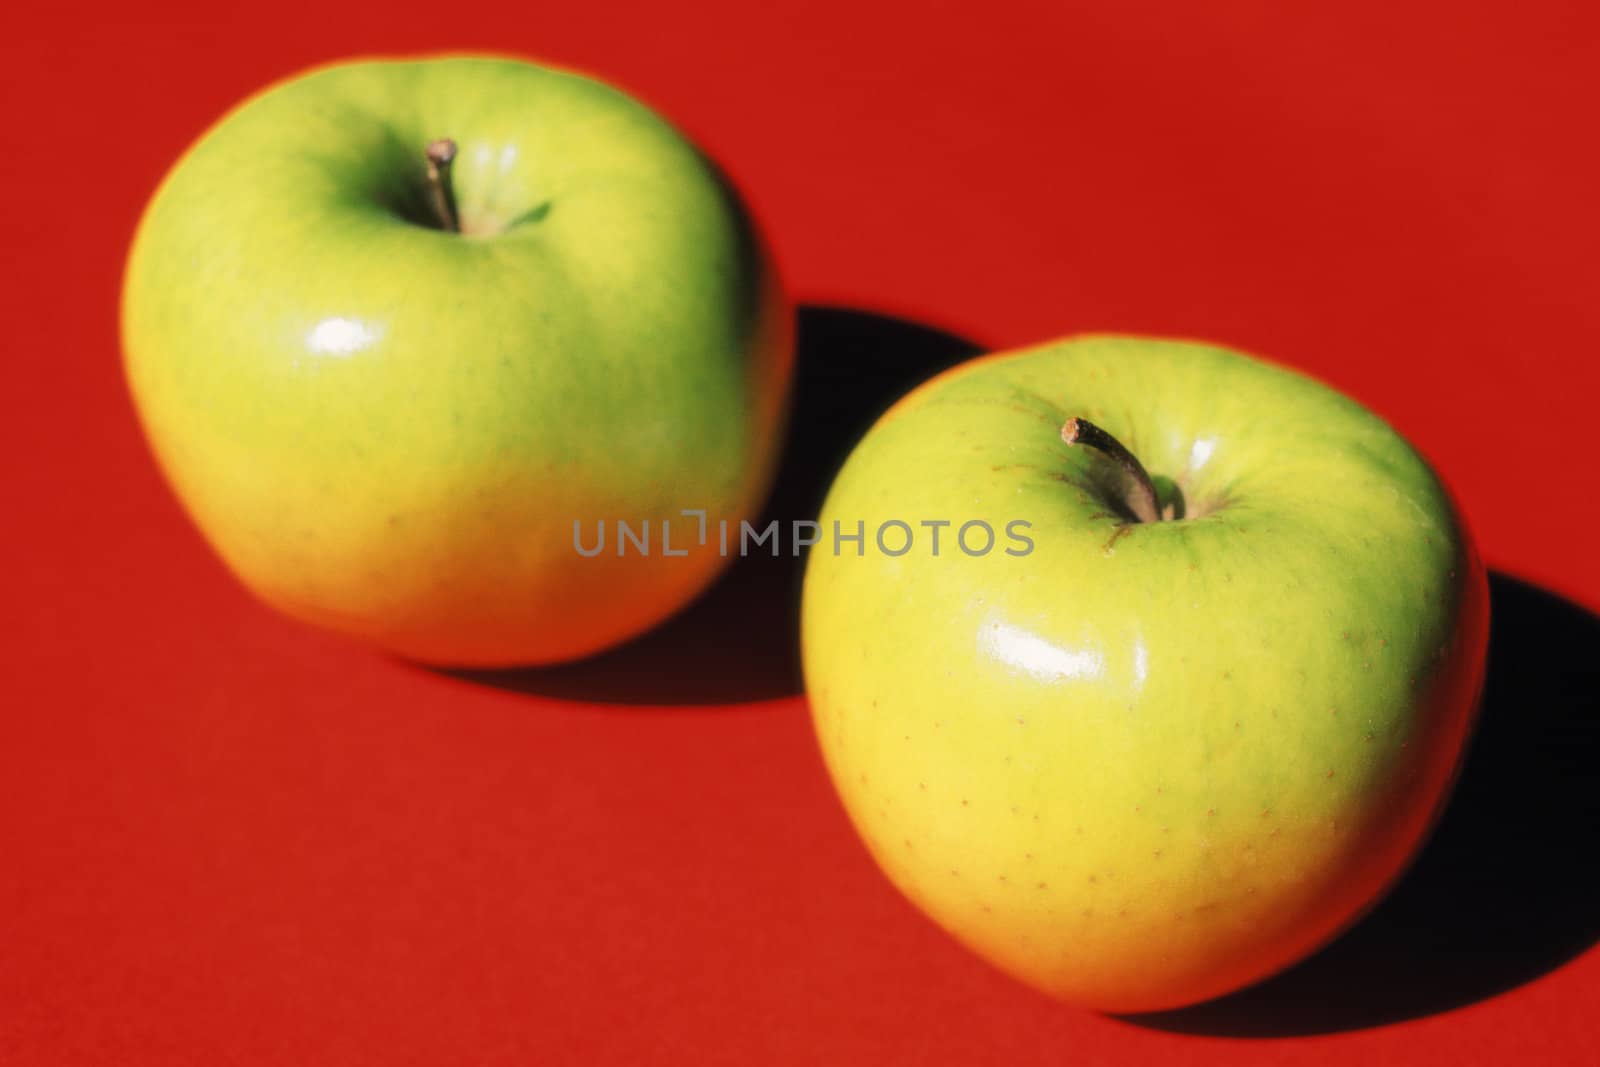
[424,138,461,233]
[1061,417,1163,523]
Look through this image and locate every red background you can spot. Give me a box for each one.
[4,1,1599,1063]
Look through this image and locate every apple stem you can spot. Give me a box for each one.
[424,138,461,233]
[1061,417,1163,523]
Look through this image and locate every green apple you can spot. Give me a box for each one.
[123,55,792,666]
[801,336,1487,1012]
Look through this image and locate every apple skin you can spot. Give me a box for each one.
[123,56,792,666]
[801,336,1488,1013]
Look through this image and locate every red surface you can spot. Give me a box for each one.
[4,2,1599,1063]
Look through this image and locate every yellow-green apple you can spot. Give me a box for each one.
[123,56,792,666]
[801,336,1487,1011]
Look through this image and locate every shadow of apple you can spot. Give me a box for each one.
[444,304,981,705]
[1125,572,1600,1035]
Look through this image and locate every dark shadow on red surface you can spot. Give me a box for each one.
[447,304,981,705]
[1127,573,1600,1036]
